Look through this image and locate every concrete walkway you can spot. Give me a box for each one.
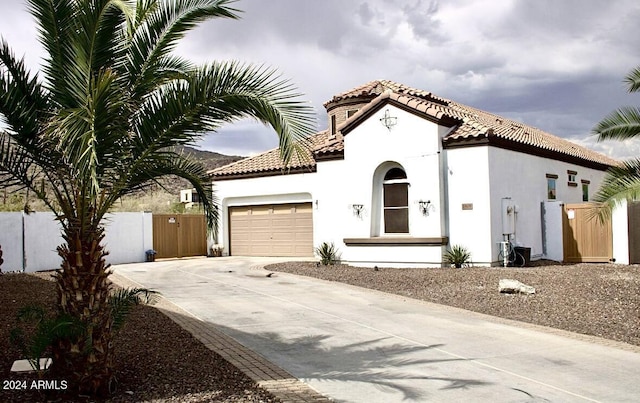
[112,257,640,403]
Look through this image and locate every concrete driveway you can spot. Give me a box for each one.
[113,257,640,402]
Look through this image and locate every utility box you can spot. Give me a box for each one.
[514,246,531,267]
[501,198,516,236]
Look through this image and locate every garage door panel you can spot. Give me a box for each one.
[272,244,294,253]
[295,246,313,255]
[294,203,312,213]
[272,205,293,214]
[229,203,313,257]
[271,232,295,241]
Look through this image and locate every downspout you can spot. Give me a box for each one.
[439,126,456,253]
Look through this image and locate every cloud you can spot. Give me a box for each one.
[2,0,640,159]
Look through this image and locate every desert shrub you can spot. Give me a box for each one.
[315,242,341,265]
[443,245,472,268]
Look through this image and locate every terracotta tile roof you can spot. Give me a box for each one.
[442,101,619,167]
[325,80,449,107]
[337,80,619,168]
[210,131,327,179]
[212,80,618,179]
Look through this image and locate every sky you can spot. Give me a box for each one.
[1,0,640,159]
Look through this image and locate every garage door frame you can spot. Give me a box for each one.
[228,202,313,257]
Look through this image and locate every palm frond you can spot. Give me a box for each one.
[50,67,130,195]
[591,158,640,221]
[27,0,76,104]
[109,287,159,331]
[0,39,50,139]
[624,66,640,93]
[193,61,317,164]
[102,151,218,234]
[125,0,239,99]
[11,306,85,372]
[593,106,640,142]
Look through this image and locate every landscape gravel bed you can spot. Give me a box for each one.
[266,261,640,347]
[0,272,279,403]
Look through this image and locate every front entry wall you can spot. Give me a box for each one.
[229,203,313,257]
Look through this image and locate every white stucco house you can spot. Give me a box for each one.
[209,80,618,267]
[179,188,200,209]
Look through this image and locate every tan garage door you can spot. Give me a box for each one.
[229,203,313,257]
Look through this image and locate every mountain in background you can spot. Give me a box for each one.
[1,146,245,212]
[176,145,244,172]
[159,146,244,194]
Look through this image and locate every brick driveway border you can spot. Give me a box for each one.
[111,272,332,403]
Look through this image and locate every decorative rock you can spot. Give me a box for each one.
[499,279,536,295]
[11,358,52,373]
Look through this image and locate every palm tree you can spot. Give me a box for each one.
[592,67,640,218]
[0,0,315,396]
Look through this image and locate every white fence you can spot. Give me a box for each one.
[0,212,153,272]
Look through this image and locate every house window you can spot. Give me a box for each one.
[346,109,358,119]
[383,168,409,233]
[546,174,558,200]
[330,115,336,137]
[568,170,577,187]
[582,180,590,202]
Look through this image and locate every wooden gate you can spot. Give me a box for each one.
[153,214,207,259]
[562,203,613,263]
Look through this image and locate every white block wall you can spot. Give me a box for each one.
[0,212,153,272]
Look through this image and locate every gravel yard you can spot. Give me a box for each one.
[266,261,640,347]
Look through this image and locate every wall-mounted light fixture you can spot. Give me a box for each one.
[379,109,397,131]
[352,204,364,218]
[418,200,432,216]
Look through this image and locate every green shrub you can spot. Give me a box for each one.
[315,242,341,265]
[443,245,472,268]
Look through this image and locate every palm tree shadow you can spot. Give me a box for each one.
[220,328,491,401]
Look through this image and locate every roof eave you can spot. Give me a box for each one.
[443,136,614,171]
[212,165,317,181]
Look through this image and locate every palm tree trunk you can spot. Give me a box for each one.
[51,223,115,396]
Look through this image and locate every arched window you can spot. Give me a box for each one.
[383,168,409,233]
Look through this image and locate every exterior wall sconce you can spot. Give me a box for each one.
[418,200,433,216]
[379,109,397,131]
[351,204,364,218]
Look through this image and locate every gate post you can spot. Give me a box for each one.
[612,200,629,264]
[541,201,563,262]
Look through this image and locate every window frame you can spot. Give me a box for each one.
[567,170,578,187]
[581,179,590,202]
[382,169,409,234]
[330,114,336,137]
[546,174,558,200]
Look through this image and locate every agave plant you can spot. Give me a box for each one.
[443,245,472,268]
[315,242,341,266]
